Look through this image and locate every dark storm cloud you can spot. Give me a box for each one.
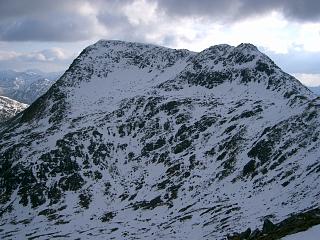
[0,15,97,42]
[0,0,98,41]
[0,0,77,20]
[0,0,137,42]
[154,0,320,22]
[0,0,320,42]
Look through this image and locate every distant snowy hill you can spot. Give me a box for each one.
[0,95,28,123]
[0,69,61,104]
[309,86,320,95]
[0,40,319,240]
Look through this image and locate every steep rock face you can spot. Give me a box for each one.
[0,40,319,239]
[0,96,28,123]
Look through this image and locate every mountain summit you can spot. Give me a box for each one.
[0,40,319,239]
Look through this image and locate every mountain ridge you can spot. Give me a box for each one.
[0,40,319,240]
[20,40,314,125]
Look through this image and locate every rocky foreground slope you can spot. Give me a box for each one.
[0,96,28,123]
[0,40,319,239]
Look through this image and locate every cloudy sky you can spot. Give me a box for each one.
[0,0,320,86]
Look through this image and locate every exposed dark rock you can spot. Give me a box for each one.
[243,160,256,176]
[228,208,320,240]
[262,219,276,233]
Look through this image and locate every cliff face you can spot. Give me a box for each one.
[0,40,319,239]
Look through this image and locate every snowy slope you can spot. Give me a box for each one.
[0,40,319,240]
[0,95,28,123]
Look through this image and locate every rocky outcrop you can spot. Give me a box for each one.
[228,208,320,240]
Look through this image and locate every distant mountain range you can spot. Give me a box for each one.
[0,69,61,104]
[0,40,319,239]
[309,86,320,95]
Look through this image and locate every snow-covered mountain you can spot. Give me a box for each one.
[0,40,319,240]
[0,95,28,123]
[0,69,61,104]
